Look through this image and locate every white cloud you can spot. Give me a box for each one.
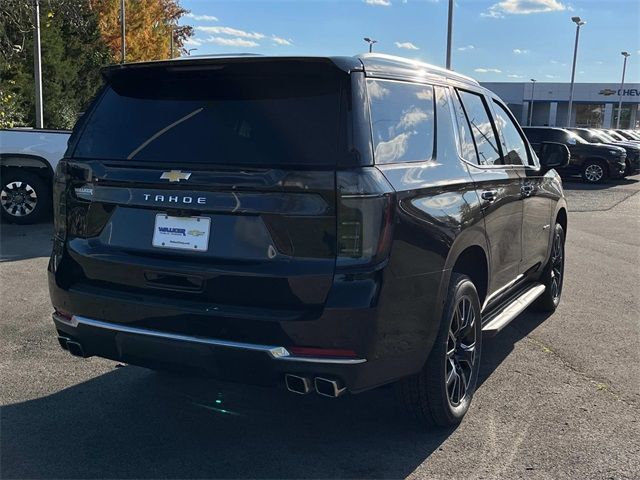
[513,48,529,54]
[185,13,219,22]
[474,68,502,73]
[595,60,604,64]
[482,0,567,18]
[395,41,419,50]
[206,36,260,48]
[197,26,265,40]
[458,45,475,51]
[368,81,390,99]
[507,74,524,78]
[271,35,293,46]
[364,0,391,5]
[185,38,203,47]
[545,74,556,78]
[398,106,430,129]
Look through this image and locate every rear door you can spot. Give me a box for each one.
[64,60,351,320]
[490,99,553,274]
[451,88,523,298]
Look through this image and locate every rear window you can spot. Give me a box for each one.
[73,61,348,166]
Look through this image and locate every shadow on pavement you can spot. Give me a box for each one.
[561,176,639,191]
[1,309,554,479]
[0,222,52,262]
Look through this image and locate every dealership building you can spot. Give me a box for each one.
[481,82,640,129]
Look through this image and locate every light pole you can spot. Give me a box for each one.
[616,51,631,129]
[187,48,198,56]
[364,37,377,53]
[528,79,536,126]
[567,16,585,127]
[120,0,125,63]
[446,0,453,69]
[33,0,43,128]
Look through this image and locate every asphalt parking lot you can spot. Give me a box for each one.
[1,176,639,479]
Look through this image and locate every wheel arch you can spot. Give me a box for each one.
[0,154,54,183]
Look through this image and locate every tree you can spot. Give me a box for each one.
[90,0,193,62]
[0,0,193,129]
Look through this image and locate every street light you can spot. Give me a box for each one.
[187,48,198,56]
[567,16,586,127]
[616,51,631,129]
[528,79,537,126]
[364,37,377,53]
[445,0,453,69]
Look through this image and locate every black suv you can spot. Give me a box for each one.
[49,55,568,427]
[523,126,626,183]
[567,128,640,175]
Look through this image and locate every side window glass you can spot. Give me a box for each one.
[368,79,435,164]
[492,100,529,166]
[434,86,459,165]
[450,88,478,163]
[457,90,503,166]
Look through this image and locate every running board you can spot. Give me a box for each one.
[482,283,546,336]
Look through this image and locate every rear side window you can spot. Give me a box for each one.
[73,62,348,166]
[368,80,435,164]
[492,100,529,166]
[456,90,503,166]
[450,89,478,163]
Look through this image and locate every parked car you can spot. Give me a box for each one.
[49,54,569,428]
[522,126,626,183]
[0,128,70,223]
[613,129,640,142]
[602,129,637,143]
[567,128,640,175]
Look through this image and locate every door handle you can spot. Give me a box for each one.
[481,190,498,202]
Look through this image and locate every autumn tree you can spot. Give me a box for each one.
[90,0,193,62]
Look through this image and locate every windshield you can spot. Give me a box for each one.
[591,131,617,143]
[566,131,587,144]
[73,62,349,166]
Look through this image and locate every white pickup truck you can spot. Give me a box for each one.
[0,128,70,224]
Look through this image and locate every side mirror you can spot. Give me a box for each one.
[538,142,570,171]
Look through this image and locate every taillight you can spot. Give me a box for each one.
[52,160,67,240]
[336,167,395,268]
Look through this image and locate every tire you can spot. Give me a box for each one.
[396,273,482,428]
[533,223,565,312]
[0,169,51,224]
[581,159,607,184]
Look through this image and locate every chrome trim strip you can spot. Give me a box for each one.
[53,314,366,365]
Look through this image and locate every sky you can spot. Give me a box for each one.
[179,0,640,83]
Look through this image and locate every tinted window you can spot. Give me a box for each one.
[492,101,529,165]
[450,88,478,163]
[457,90,502,165]
[434,87,459,164]
[368,80,435,164]
[74,63,347,166]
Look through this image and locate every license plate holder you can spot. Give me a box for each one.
[152,214,211,252]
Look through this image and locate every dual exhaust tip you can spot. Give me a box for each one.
[285,374,346,398]
[57,336,87,358]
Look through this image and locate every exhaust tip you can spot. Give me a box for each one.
[285,374,312,395]
[57,336,71,350]
[314,377,346,398]
[66,340,86,358]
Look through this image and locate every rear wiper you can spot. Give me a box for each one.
[127,107,204,159]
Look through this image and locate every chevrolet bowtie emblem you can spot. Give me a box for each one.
[160,170,192,182]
